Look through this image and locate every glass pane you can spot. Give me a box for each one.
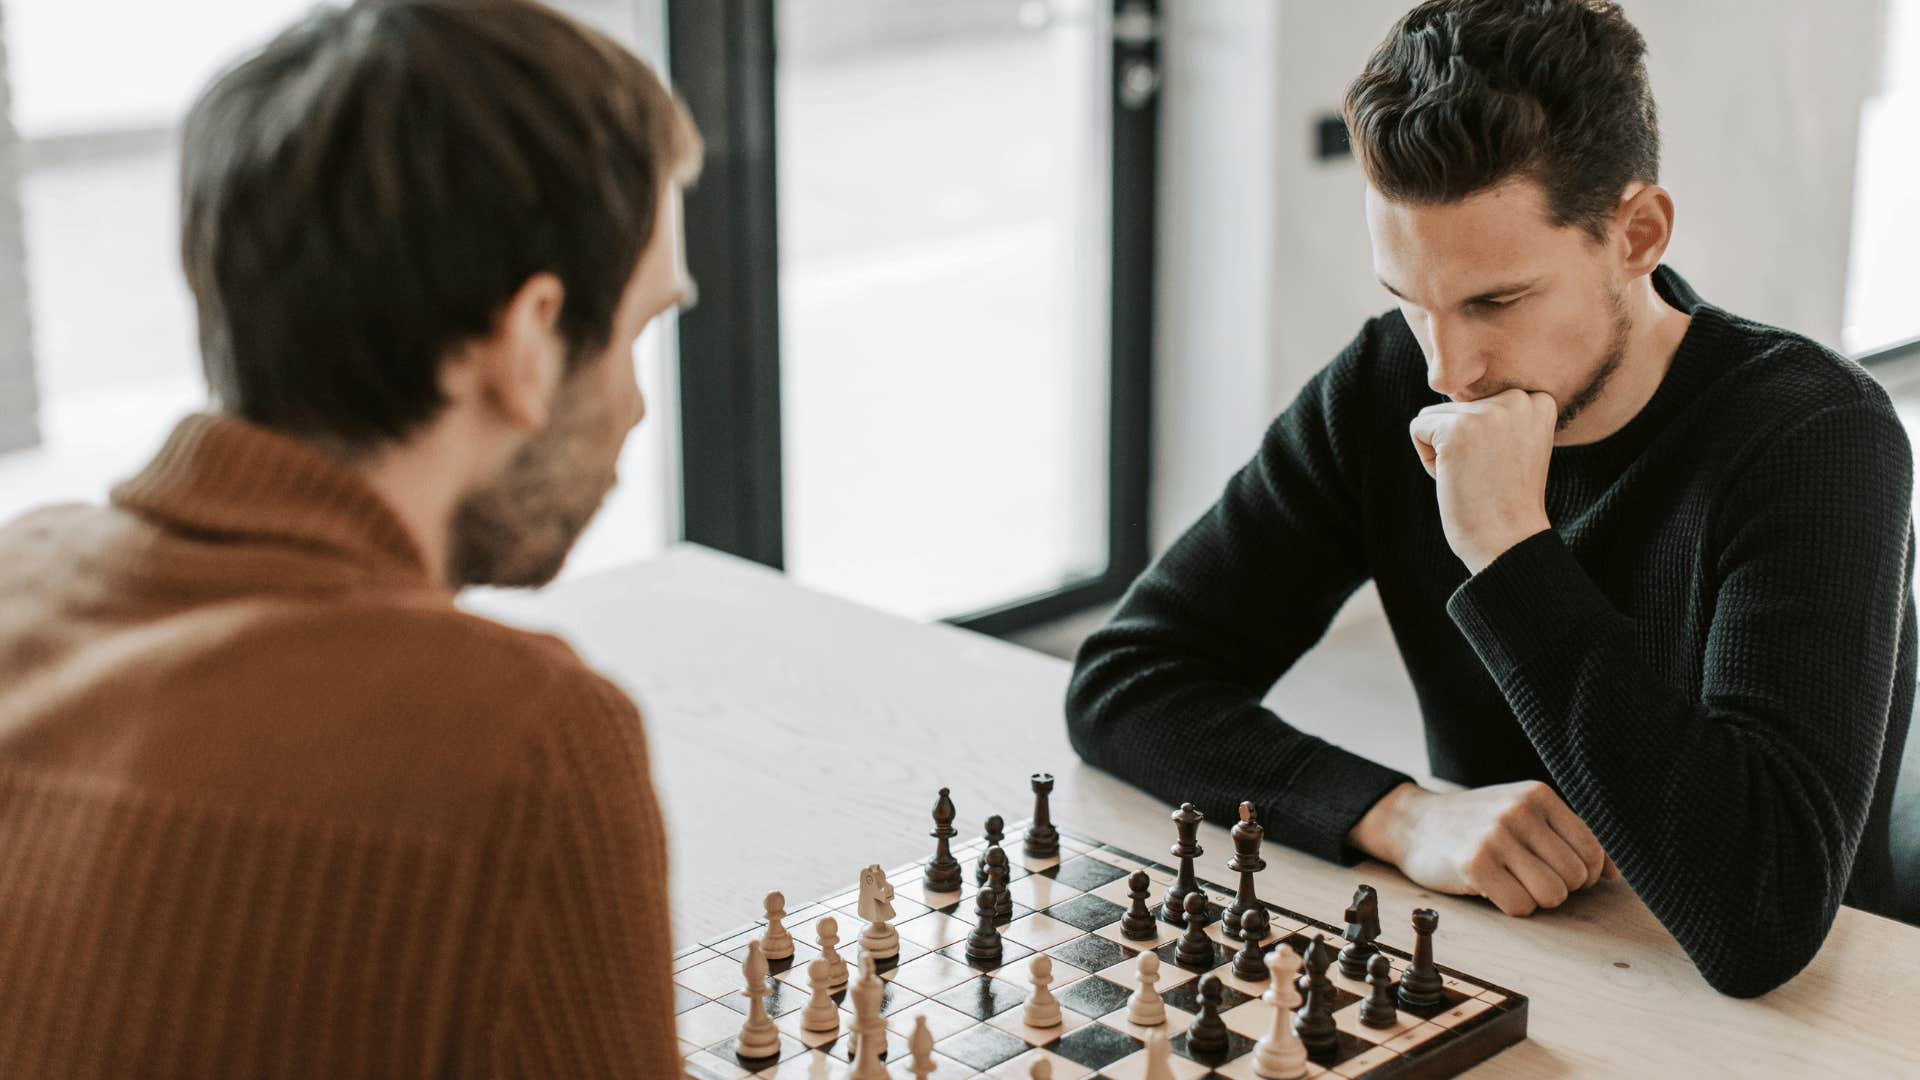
[0,0,678,580]
[1844,0,1920,354]
[777,0,1112,621]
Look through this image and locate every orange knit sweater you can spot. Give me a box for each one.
[0,414,683,1077]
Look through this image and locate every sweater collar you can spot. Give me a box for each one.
[111,413,432,583]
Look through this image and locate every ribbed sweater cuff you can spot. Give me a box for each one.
[1445,529,1615,683]
[1267,742,1413,865]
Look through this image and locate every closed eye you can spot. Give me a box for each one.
[1473,296,1523,312]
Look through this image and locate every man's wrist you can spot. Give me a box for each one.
[1462,521,1553,576]
[1347,781,1426,865]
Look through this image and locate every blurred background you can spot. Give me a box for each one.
[0,0,1914,677]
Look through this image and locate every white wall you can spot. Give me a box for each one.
[1153,0,1886,552]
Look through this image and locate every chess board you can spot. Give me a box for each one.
[674,823,1528,1079]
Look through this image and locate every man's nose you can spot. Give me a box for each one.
[1424,315,1486,398]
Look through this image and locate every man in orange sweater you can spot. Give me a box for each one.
[0,2,701,1076]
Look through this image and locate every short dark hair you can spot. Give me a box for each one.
[1344,0,1659,241]
[180,0,701,449]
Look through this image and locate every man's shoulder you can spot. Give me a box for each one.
[1686,306,1906,471]
[1703,306,1897,420]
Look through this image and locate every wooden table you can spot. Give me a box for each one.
[473,544,1920,1077]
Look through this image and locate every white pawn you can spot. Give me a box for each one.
[857,864,899,959]
[907,1015,937,1080]
[1253,945,1308,1080]
[1142,1030,1176,1080]
[800,956,840,1034]
[736,941,782,1059]
[761,890,793,961]
[1127,951,1167,1026]
[1030,1056,1054,1079]
[1024,954,1063,1028]
[816,915,848,990]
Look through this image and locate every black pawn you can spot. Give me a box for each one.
[1292,934,1339,1060]
[1024,772,1059,859]
[1185,973,1229,1059]
[985,846,1013,921]
[1161,803,1205,923]
[924,788,963,892]
[975,815,1005,886]
[966,862,1005,963]
[1175,891,1215,969]
[1338,883,1381,979]
[1232,908,1271,981]
[1120,870,1159,941]
[1397,907,1444,1009]
[1359,953,1399,1029]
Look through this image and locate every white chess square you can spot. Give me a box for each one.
[883,997,977,1042]
[987,1047,1095,1079]
[1001,913,1085,952]
[1092,918,1179,950]
[895,911,972,951]
[1431,995,1493,1029]
[1096,950,1197,993]
[1333,997,1421,1042]
[985,1005,1094,1046]
[1008,873,1084,910]
[1331,1043,1402,1077]
[1097,1007,1195,1042]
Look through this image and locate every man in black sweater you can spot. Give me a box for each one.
[1065,0,1915,999]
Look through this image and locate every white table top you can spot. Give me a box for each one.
[472,544,1920,1077]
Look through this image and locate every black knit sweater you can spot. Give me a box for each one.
[1066,266,1916,998]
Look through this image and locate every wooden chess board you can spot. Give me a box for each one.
[674,823,1528,1079]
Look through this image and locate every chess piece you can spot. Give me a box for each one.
[1142,1031,1177,1080]
[1337,884,1381,979]
[1176,891,1214,969]
[986,845,1013,921]
[924,787,963,892]
[1252,946,1308,1079]
[966,868,1004,963]
[1024,954,1063,1027]
[817,916,848,990]
[1397,907,1444,1009]
[976,815,1005,885]
[1291,934,1338,1060]
[858,864,899,959]
[1232,907,1272,981]
[1161,803,1205,922]
[735,941,782,1060]
[1185,973,1229,1059]
[848,957,888,1080]
[1025,772,1060,858]
[1121,870,1159,941]
[800,956,840,1033]
[1128,951,1167,1025]
[1222,801,1266,939]
[907,1015,936,1079]
[761,890,793,961]
[1359,953,1399,1029]
[1029,1057,1053,1080]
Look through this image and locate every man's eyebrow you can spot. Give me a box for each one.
[1375,276,1539,305]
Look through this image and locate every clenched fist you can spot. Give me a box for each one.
[1349,780,1617,916]
[1408,388,1557,574]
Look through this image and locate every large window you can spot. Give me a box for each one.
[0,0,677,579]
[1845,0,1920,355]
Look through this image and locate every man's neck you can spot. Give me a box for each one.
[1554,275,1694,447]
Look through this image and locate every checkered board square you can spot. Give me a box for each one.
[676,823,1527,1079]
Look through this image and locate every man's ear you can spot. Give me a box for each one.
[1615,183,1675,279]
[444,273,568,433]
